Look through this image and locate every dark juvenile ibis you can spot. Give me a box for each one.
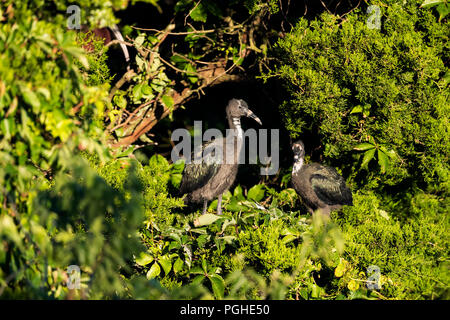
[180,99,262,215]
[291,140,353,216]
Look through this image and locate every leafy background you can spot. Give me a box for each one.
[0,0,448,299]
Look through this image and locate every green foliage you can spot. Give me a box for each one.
[0,2,112,206]
[243,0,280,15]
[75,31,114,86]
[336,192,449,299]
[265,0,449,300]
[0,157,146,299]
[273,1,449,196]
[1,0,448,301]
[421,0,450,21]
[85,154,184,228]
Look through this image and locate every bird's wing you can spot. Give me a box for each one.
[310,166,353,206]
[179,139,222,194]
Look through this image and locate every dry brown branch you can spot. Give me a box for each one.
[108,18,252,148]
[131,26,216,35]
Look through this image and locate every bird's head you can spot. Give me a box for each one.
[292,140,305,161]
[226,99,262,125]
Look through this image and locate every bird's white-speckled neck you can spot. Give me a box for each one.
[231,117,243,139]
[292,158,304,174]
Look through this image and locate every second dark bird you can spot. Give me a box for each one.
[291,140,353,216]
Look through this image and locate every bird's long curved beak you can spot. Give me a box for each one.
[245,109,262,125]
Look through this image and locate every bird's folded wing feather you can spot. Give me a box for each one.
[310,167,353,205]
[179,139,222,194]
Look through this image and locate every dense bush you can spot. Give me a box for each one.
[270,0,449,299]
[274,1,449,193]
[0,0,448,300]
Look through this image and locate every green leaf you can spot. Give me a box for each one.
[282,234,298,244]
[377,149,390,173]
[20,87,41,110]
[354,143,375,151]
[192,274,205,285]
[173,257,184,274]
[159,256,172,275]
[201,257,208,273]
[161,95,174,109]
[334,258,349,278]
[171,54,189,67]
[190,3,207,22]
[149,154,169,168]
[311,284,321,298]
[135,252,154,266]
[362,104,371,117]
[233,185,245,201]
[299,288,309,300]
[436,3,450,21]
[146,263,161,279]
[170,173,183,189]
[190,266,205,275]
[421,0,444,8]
[377,209,390,220]
[0,214,22,247]
[185,63,198,84]
[442,71,450,85]
[209,274,225,299]
[115,146,135,158]
[169,241,181,251]
[171,159,185,174]
[132,83,143,102]
[113,95,127,109]
[193,214,222,227]
[225,197,247,212]
[65,46,89,69]
[142,83,153,96]
[347,279,360,291]
[134,34,145,47]
[361,148,376,169]
[350,105,363,114]
[247,184,265,202]
[217,235,236,244]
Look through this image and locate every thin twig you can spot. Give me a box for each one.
[108,69,136,101]
[108,99,155,133]
[131,26,215,35]
[319,0,333,14]
[185,0,202,26]
[105,39,134,48]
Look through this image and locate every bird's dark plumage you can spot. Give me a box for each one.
[179,99,262,214]
[291,140,353,215]
[179,140,220,195]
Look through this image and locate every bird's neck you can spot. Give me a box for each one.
[292,158,304,174]
[224,116,243,164]
[228,116,243,138]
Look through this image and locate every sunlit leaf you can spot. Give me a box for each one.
[173,257,184,274]
[247,184,265,202]
[361,148,376,168]
[377,149,390,173]
[354,143,375,151]
[159,256,172,275]
[190,3,207,22]
[209,274,225,299]
[146,263,161,280]
[135,252,154,266]
[162,95,174,109]
[193,214,222,227]
[347,279,360,291]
